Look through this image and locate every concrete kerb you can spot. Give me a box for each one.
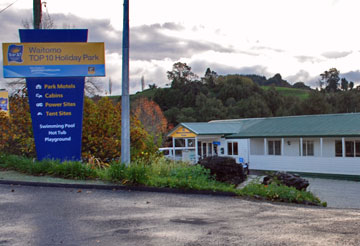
[0,178,237,197]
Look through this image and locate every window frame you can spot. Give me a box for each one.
[227,141,239,156]
[268,140,281,156]
[302,140,314,156]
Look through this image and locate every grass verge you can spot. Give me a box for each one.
[0,153,326,207]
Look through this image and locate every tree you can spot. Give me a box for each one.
[320,68,340,92]
[84,78,103,96]
[349,81,354,90]
[167,62,197,88]
[131,98,168,146]
[202,68,218,88]
[195,93,227,121]
[341,78,349,91]
[301,92,331,115]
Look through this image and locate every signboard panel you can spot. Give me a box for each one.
[3,42,105,78]
[0,91,9,116]
[16,29,91,161]
[170,126,197,138]
[27,77,85,161]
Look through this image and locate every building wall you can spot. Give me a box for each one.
[250,139,264,155]
[250,155,360,175]
[283,138,299,156]
[250,137,344,158]
[224,139,249,163]
[323,138,336,157]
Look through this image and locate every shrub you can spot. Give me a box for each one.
[0,153,97,179]
[81,97,158,162]
[0,89,35,157]
[239,182,324,206]
[0,90,158,163]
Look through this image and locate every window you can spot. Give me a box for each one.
[197,141,202,158]
[202,142,207,158]
[213,144,218,155]
[302,141,314,156]
[346,141,355,157]
[227,142,232,155]
[335,140,342,157]
[227,142,239,156]
[356,142,360,157]
[268,140,281,155]
[187,139,195,147]
[175,139,185,147]
[208,143,213,156]
[335,140,360,157]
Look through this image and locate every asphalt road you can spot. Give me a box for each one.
[1,184,360,246]
[308,178,360,209]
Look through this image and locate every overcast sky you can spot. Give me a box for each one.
[1,0,360,95]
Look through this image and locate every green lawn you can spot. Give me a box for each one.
[262,86,311,100]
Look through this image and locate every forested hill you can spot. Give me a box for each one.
[134,63,360,126]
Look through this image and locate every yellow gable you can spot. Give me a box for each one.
[170,126,196,138]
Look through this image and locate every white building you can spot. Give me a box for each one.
[164,113,360,176]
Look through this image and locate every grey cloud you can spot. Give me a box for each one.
[341,70,360,83]
[130,24,235,60]
[1,8,233,62]
[251,46,284,53]
[285,70,315,85]
[295,55,321,63]
[0,9,31,41]
[321,51,352,59]
[189,60,271,78]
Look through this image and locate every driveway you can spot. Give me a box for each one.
[1,184,360,246]
[308,177,360,209]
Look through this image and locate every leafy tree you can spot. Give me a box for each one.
[349,81,354,90]
[320,68,340,92]
[300,92,331,115]
[202,68,218,88]
[195,93,227,121]
[132,97,168,146]
[234,95,272,118]
[0,88,34,157]
[263,87,284,116]
[82,97,156,162]
[341,78,349,91]
[167,62,197,89]
[164,107,181,127]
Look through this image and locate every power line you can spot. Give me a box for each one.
[0,0,20,14]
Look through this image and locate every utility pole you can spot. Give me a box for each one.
[121,0,130,165]
[33,0,42,29]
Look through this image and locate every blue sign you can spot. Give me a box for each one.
[239,157,244,163]
[213,141,221,145]
[19,29,90,161]
[27,77,85,161]
[0,98,8,111]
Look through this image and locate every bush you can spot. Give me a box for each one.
[0,90,158,163]
[0,153,97,180]
[239,182,325,206]
[0,89,35,157]
[0,153,326,207]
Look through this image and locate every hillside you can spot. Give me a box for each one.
[261,86,311,100]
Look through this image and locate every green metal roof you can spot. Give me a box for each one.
[169,113,360,138]
[226,113,360,138]
[177,122,243,135]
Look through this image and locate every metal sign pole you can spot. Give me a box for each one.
[121,0,130,165]
[33,0,42,29]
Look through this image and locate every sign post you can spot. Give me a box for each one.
[2,29,105,161]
